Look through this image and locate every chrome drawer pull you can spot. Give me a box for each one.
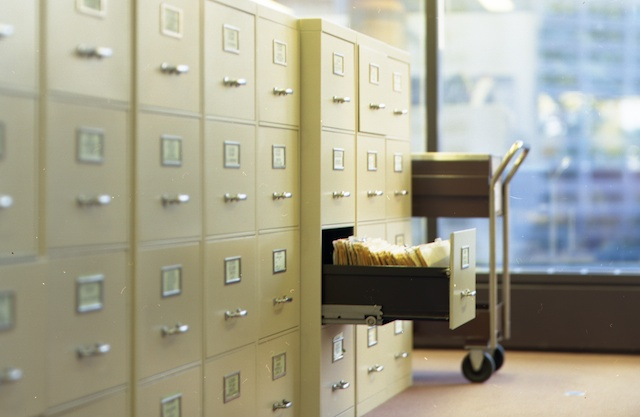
[367,190,384,197]
[272,192,293,200]
[0,367,23,384]
[393,109,409,115]
[273,399,293,411]
[332,96,351,103]
[0,194,14,209]
[367,364,384,373]
[369,103,386,110]
[0,23,15,38]
[273,296,293,305]
[225,308,248,320]
[394,190,409,196]
[224,193,248,202]
[162,322,190,337]
[76,44,113,59]
[223,77,247,87]
[162,194,190,206]
[160,62,189,75]
[77,194,111,206]
[332,191,351,199]
[273,87,294,96]
[461,289,477,298]
[332,380,350,391]
[77,342,111,358]
[395,351,410,359]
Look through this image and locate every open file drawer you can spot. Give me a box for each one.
[322,229,476,329]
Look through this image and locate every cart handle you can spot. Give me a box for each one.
[490,141,530,187]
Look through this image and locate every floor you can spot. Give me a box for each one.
[363,348,640,417]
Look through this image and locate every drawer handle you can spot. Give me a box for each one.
[273,399,293,411]
[461,289,477,298]
[367,190,384,197]
[223,77,247,87]
[160,62,189,75]
[272,192,293,200]
[224,193,248,202]
[393,109,409,115]
[162,194,190,206]
[0,23,15,38]
[225,308,248,320]
[0,367,23,384]
[76,44,113,59]
[273,87,294,96]
[332,191,351,199]
[0,194,14,209]
[367,364,384,373]
[273,296,293,305]
[332,380,350,391]
[395,351,410,359]
[77,342,111,358]
[332,96,351,103]
[162,322,190,337]
[77,194,111,206]
[369,103,386,110]
[394,190,409,197]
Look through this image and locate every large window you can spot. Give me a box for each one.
[439,0,640,273]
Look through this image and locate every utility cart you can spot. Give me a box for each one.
[411,141,530,382]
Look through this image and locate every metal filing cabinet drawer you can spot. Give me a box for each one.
[205,344,257,417]
[0,95,37,259]
[46,252,128,407]
[357,44,390,136]
[257,330,299,417]
[258,230,300,338]
[46,0,130,101]
[386,56,411,140]
[256,9,299,126]
[137,0,200,112]
[0,263,46,417]
[46,101,128,249]
[386,321,413,383]
[386,218,413,247]
[205,0,256,121]
[319,32,356,131]
[205,120,256,236]
[51,390,128,417]
[136,365,202,417]
[385,139,411,220]
[0,0,38,91]
[205,237,258,358]
[354,222,386,241]
[135,243,202,380]
[356,135,386,223]
[355,325,389,404]
[136,113,201,242]
[257,127,299,230]
[320,325,354,417]
[321,131,355,226]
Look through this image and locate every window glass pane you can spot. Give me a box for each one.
[440,0,640,273]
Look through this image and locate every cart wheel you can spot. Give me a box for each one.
[492,344,506,371]
[462,351,495,383]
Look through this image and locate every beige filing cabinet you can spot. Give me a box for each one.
[205,0,257,121]
[0,0,38,93]
[46,251,128,407]
[300,18,414,417]
[0,94,38,259]
[0,263,46,417]
[45,0,131,102]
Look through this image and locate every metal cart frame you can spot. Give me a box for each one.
[412,140,529,382]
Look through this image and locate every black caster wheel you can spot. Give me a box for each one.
[461,351,495,383]
[492,344,506,371]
